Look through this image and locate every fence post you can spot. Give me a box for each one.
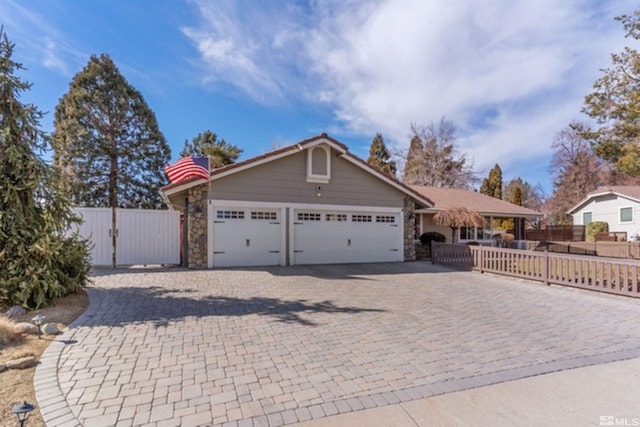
[543,248,549,285]
[479,247,485,274]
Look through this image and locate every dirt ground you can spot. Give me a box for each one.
[0,291,89,427]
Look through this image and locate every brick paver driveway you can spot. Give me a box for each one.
[36,262,640,426]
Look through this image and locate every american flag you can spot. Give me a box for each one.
[164,157,210,184]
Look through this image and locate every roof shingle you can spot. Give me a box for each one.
[411,185,541,217]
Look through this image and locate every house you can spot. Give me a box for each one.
[569,186,640,241]
[409,186,542,243]
[161,134,433,268]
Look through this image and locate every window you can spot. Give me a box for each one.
[251,211,277,220]
[376,215,395,223]
[297,212,321,221]
[352,214,372,222]
[216,210,244,219]
[326,213,347,222]
[459,225,490,240]
[583,211,593,225]
[307,145,331,183]
[460,227,475,240]
[620,207,633,223]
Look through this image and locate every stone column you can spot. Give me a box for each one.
[403,196,416,261]
[187,185,208,268]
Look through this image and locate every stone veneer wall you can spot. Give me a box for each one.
[187,185,208,268]
[404,196,416,261]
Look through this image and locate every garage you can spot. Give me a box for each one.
[162,134,433,269]
[291,208,402,265]
[210,206,284,267]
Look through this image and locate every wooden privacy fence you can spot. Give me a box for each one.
[431,242,640,298]
[524,241,640,259]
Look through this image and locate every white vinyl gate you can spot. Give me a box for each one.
[73,208,180,266]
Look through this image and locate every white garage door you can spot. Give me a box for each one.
[292,209,402,265]
[211,208,283,267]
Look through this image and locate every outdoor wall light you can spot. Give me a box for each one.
[316,186,322,197]
[31,314,45,339]
[12,401,35,427]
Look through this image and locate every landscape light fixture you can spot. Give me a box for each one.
[12,401,35,427]
[31,314,45,339]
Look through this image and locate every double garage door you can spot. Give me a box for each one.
[210,204,402,267]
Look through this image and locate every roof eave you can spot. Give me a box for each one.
[417,207,542,218]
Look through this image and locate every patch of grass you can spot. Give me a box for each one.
[9,351,35,360]
[0,316,16,345]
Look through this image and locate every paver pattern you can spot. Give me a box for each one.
[35,263,640,426]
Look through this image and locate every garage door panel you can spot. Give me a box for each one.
[212,208,282,267]
[293,209,401,265]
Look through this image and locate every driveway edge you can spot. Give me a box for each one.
[35,287,102,427]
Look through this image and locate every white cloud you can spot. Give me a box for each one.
[0,0,85,76]
[184,0,629,187]
[42,37,69,74]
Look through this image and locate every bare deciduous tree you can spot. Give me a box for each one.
[402,118,477,188]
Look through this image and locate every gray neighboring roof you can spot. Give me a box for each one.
[411,186,542,218]
[568,186,640,214]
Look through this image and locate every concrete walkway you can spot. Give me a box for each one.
[35,263,640,426]
[294,357,640,426]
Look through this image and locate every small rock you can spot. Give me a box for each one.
[0,364,6,373]
[5,305,26,318]
[6,356,37,369]
[13,322,38,335]
[42,323,59,335]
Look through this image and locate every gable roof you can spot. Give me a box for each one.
[411,186,542,218]
[568,186,640,214]
[161,133,434,208]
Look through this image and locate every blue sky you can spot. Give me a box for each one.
[2,0,632,194]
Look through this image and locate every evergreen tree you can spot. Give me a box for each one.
[479,164,502,199]
[180,130,242,169]
[53,54,170,209]
[503,178,544,211]
[0,29,90,308]
[583,10,640,175]
[513,186,523,206]
[367,133,397,175]
[403,134,425,184]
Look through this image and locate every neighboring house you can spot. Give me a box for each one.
[410,186,542,243]
[161,134,433,268]
[569,186,640,241]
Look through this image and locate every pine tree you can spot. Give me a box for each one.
[583,10,640,175]
[367,133,397,175]
[0,29,90,308]
[180,130,242,169]
[513,186,523,206]
[403,134,425,184]
[53,54,171,209]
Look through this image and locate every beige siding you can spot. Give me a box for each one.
[420,214,455,243]
[210,148,404,207]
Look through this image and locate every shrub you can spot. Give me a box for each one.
[0,316,16,345]
[586,221,608,242]
[420,231,446,247]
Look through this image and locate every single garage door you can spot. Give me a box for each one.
[211,207,283,267]
[292,209,402,265]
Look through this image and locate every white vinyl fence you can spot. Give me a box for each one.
[72,207,180,267]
